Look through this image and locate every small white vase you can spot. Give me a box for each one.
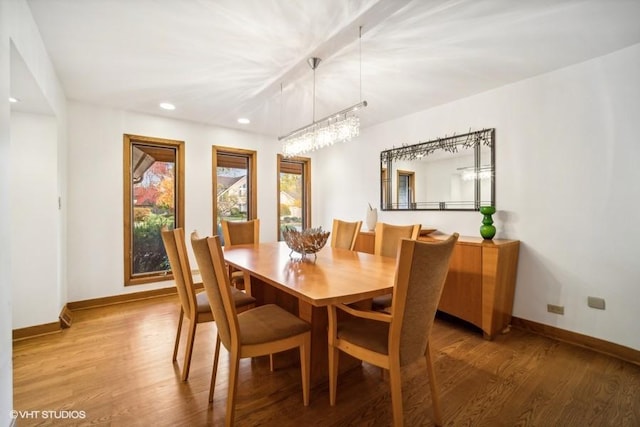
[366,208,377,231]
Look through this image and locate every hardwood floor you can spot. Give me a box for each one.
[13,295,640,426]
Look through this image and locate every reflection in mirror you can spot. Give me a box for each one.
[380,129,495,211]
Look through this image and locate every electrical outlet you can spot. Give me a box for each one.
[547,304,564,315]
[588,296,605,310]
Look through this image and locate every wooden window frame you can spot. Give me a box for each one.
[212,146,257,234]
[123,134,184,286]
[277,154,311,239]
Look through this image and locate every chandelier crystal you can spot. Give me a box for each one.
[280,101,366,157]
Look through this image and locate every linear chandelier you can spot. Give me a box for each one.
[279,28,367,157]
[279,98,367,157]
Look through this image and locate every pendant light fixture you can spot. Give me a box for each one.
[280,27,367,157]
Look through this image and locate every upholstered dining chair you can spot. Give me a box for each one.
[371,222,421,311]
[330,219,362,251]
[220,219,260,288]
[328,234,458,427]
[161,228,255,382]
[190,232,311,426]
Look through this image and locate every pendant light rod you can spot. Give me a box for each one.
[277,100,367,141]
[308,57,321,123]
[359,25,363,102]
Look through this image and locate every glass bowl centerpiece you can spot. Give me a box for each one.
[282,226,330,261]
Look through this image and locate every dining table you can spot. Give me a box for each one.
[222,241,398,385]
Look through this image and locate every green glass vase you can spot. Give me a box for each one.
[479,206,496,240]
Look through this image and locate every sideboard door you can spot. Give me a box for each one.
[438,243,483,328]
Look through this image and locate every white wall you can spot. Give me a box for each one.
[313,43,640,351]
[2,1,67,424]
[10,112,59,328]
[66,102,280,302]
[0,2,13,424]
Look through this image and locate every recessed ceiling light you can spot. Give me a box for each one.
[9,97,19,103]
[237,118,250,124]
[159,102,175,110]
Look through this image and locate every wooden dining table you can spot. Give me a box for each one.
[223,241,397,384]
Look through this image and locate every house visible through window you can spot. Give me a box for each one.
[213,147,257,243]
[123,134,184,285]
[277,155,311,239]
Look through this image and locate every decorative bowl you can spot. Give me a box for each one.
[282,226,330,260]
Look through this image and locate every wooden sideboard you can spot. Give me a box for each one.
[353,230,375,253]
[354,231,520,339]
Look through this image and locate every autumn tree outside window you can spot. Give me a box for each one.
[123,134,184,285]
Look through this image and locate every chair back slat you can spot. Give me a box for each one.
[161,228,197,319]
[390,234,458,366]
[331,219,362,251]
[190,233,238,350]
[374,222,421,257]
[221,219,260,246]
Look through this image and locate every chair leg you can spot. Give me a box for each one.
[299,333,311,406]
[425,342,443,427]
[389,362,403,427]
[328,343,340,406]
[209,335,221,403]
[242,271,252,296]
[181,319,197,381]
[227,264,235,288]
[226,352,240,427]
[173,307,184,362]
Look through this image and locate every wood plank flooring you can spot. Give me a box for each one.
[12,295,640,426]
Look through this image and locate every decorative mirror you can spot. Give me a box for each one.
[380,128,495,211]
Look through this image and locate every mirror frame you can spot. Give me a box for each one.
[380,128,495,211]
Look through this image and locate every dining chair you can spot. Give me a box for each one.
[330,219,362,251]
[161,228,255,382]
[220,218,260,288]
[371,222,421,311]
[221,218,260,246]
[374,222,421,257]
[190,232,311,426]
[328,234,459,427]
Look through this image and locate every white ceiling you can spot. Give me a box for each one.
[23,0,640,138]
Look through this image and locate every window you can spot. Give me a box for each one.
[397,170,415,209]
[123,134,184,285]
[213,147,257,241]
[277,155,311,239]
